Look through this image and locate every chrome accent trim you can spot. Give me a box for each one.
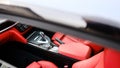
[0,19,7,24]
[28,42,43,48]
[26,31,36,40]
[0,59,16,68]
[0,21,19,33]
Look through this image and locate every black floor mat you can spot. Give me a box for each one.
[0,43,42,68]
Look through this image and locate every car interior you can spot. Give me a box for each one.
[0,19,120,68]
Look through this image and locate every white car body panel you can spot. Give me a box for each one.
[0,0,120,28]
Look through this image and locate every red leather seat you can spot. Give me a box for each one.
[26,60,58,68]
[72,48,120,68]
[72,51,104,68]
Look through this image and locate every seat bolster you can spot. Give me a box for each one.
[26,62,41,68]
[72,52,104,68]
[38,60,58,68]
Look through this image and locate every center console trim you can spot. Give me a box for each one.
[28,42,44,49]
[0,59,16,68]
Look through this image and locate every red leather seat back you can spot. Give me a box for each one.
[104,48,120,68]
[83,41,103,54]
[72,51,104,68]
[72,48,120,68]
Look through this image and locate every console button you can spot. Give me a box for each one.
[15,23,29,32]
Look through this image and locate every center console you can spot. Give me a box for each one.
[26,30,92,61]
[0,19,78,68]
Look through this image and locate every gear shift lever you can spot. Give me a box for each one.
[27,31,51,50]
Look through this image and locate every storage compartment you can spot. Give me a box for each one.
[0,42,77,68]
